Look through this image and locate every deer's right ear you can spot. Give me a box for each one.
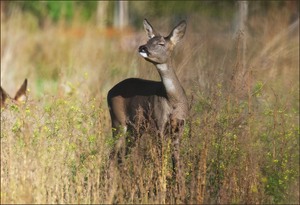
[143,19,158,39]
[169,20,187,46]
[0,87,8,107]
[14,78,27,102]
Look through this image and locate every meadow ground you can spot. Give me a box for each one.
[1,5,299,204]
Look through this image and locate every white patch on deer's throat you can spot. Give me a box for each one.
[156,64,168,71]
[139,52,148,58]
[164,77,175,92]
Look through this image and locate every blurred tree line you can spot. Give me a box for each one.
[1,1,298,29]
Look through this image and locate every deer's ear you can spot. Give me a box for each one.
[0,87,8,106]
[168,20,187,45]
[14,78,27,102]
[143,19,159,39]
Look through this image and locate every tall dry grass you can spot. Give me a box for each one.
[1,4,299,204]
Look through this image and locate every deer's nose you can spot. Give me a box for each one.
[139,45,148,53]
[138,45,150,58]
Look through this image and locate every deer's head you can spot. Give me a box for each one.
[139,19,187,64]
[0,79,28,108]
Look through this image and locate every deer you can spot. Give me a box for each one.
[107,19,188,202]
[1,79,28,108]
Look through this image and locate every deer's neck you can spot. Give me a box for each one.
[156,62,187,104]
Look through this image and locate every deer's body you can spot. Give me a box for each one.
[108,78,169,133]
[108,67,188,135]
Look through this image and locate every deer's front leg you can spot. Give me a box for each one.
[170,117,186,203]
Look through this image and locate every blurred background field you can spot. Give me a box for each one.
[1,1,299,204]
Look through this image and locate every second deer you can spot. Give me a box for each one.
[1,79,28,108]
[107,19,188,202]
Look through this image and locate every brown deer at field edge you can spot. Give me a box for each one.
[107,19,188,202]
[1,79,28,108]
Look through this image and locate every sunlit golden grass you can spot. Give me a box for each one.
[1,6,299,204]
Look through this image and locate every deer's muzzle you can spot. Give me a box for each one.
[138,45,149,58]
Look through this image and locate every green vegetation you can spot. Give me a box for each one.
[1,1,299,204]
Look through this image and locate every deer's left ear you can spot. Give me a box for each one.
[168,20,187,45]
[143,19,159,39]
[14,78,27,102]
